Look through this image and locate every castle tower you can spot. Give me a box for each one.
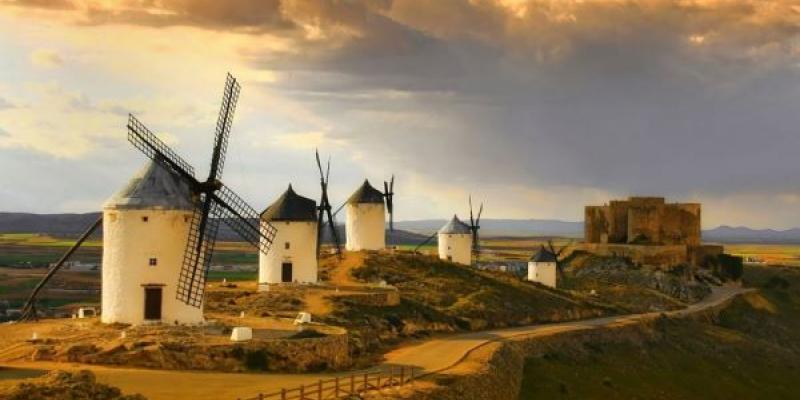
[259,185,318,289]
[101,161,203,325]
[345,180,385,251]
[528,245,557,288]
[437,215,472,265]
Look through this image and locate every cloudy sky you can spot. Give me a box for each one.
[1,0,800,229]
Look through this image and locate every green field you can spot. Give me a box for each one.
[206,270,258,282]
[519,265,800,399]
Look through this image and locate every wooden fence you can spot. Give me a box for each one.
[238,366,417,400]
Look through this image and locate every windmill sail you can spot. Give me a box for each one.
[383,175,395,231]
[315,149,342,258]
[127,73,277,308]
[468,196,484,264]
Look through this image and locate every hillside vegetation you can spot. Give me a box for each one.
[324,253,617,363]
[519,265,800,399]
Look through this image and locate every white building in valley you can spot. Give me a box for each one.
[528,245,558,288]
[345,180,385,251]
[101,161,203,325]
[259,185,318,289]
[438,215,473,265]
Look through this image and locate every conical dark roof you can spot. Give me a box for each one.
[261,185,317,222]
[346,179,385,204]
[438,215,471,234]
[530,245,557,262]
[104,161,194,210]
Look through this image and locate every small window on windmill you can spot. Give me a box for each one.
[285,242,290,250]
[149,258,157,267]
[142,216,149,222]
[184,215,191,223]
[108,213,117,222]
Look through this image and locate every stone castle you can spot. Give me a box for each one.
[585,197,701,246]
[581,197,720,267]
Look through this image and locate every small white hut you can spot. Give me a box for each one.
[259,185,318,289]
[345,180,385,251]
[528,245,558,288]
[101,161,203,325]
[438,215,472,265]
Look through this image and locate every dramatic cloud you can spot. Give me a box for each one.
[2,1,800,228]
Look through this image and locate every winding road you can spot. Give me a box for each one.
[1,286,749,400]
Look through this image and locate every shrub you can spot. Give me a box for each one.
[244,349,269,370]
[716,254,744,281]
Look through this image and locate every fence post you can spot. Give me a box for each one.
[281,388,286,400]
[400,366,405,385]
[377,373,381,388]
[299,384,304,399]
[363,372,368,390]
[351,374,355,394]
[318,380,322,400]
[259,394,264,400]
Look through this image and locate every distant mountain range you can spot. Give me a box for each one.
[3,212,800,244]
[702,225,800,244]
[397,219,800,244]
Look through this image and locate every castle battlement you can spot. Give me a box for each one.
[585,197,701,246]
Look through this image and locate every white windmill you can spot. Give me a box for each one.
[527,245,558,288]
[436,215,473,265]
[19,74,279,324]
[343,178,395,251]
[414,196,484,265]
[259,185,318,288]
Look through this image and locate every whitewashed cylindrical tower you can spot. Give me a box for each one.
[437,215,473,265]
[345,180,385,251]
[528,245,558,288]
[102,161,203,325]
[259,185,318,289]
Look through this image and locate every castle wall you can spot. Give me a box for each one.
[607,200,631,243]
[585,197,701,246]
[577,243,689,268]
[584,206,609,244]
[626,198,664,244]
[689,244,724,266]
[663,203,701,246]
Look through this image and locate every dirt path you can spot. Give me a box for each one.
[326,251,366,286]
[0,286,750,400]
[385,286,751,374]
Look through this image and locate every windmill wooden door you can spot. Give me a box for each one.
[281,263,293,283]
[144,287,162,320]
